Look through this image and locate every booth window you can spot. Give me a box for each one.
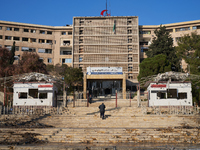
[167,89,177,98]
[178,93,187,99]
[157,92,166,99]
[39,93,47,99]
[29,89,38,98]
[19,92,27,99]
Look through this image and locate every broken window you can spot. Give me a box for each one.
[40,30,45,34]
[39,39,45,43]
[30,38,36,42]
[178,93,187,99]
[157,92,166,99]
[5,36,12,40]
[6,27,12,31]
[47,31,52,35]
[62,32,66,35]
[14,28,19,31]
[39,93,47,99]
[48,58,52,63]
[46,40,52,44]
[167,89,177,98]
[29,89,38,98]
[68,31,72,35]
[63,40,70,46]
[22,37,28,42]
[19,92,27,99]
[31,29,36,33]
[13,37,20,41]
[24,29,29,32]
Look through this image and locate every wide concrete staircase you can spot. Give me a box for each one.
[0,99,200,145]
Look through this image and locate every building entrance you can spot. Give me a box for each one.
[87,79,122,98]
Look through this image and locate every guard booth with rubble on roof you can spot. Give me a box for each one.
[145,72,193,107]
[13,73,58,107]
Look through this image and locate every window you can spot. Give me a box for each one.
[157,92,166,99]
[13,37,20,41]
[22,37,28,42]
[14,28,19,31]
[175,27,190,32]
[128,36,132,43]
[19,92,27,99]
[6,27,12,31]
[79,57,83,62]
[0,26,2,30]
[48,58,52,63]
[46,40,52,44]
[139,31,151,34]
[22,47,29,51]
[0,35,2,39]
[30,38,36,43]
[39,58,43,62]
[167,89,177,98]
[24,29,29,32]
[5,45,12,50]
[39,39,45,43]
[140,42,148,45]
[29,89,38,98]
[61,51,72,55]
[38,49,52,54]
[68,31,72,35]
[47,31,52,35]
[62,32,66,35]
[5,36,12,40]
[128,66,132,71]
[63,40,70,45]
[62,58,72,63]
[15,46,19,51]
[40,30,45,34]
[166,29,173,32]
[29,48,36,52]
[178,93,187,99]
[31,29,36,33]
[39,93,47,99]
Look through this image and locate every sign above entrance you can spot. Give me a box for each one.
[87,67,123,75]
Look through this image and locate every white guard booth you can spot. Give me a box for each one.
[13,81,58,107]
[147,82,192,107]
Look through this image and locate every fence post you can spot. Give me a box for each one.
[116,90,117,108]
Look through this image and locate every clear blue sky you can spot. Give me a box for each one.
[1,0,200,26]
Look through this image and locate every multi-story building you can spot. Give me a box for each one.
[0,21,73,66]
[0,18,200,98]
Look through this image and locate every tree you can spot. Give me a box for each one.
[15,52,47,74]
[176,31,200,105]
[0,48,12,77]
[146,25,180,71]
[10,41,15,65]
[176,31,200,75]
[138,54,171,81]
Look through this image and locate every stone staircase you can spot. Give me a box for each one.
[0,98,199,145]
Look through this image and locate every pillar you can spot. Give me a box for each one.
[83,73,87,99]
[123,72,126,99]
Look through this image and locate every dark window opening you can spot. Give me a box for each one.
[167,89,177,98]
[157,92,166,99]
[22,37,28,42]
[62,32,66,35]
[14,28,19,31]
[178,93,187,99]
[29,89,38,98]
[13,37,20,41]
[39,93,47,99]
[40,30,45,34]
[24,29,29,32]
[68,31,72,35]
[19,92,27,99]
[47,31,52,34]
[63,40,70,45]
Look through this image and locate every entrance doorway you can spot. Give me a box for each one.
[87,79,122,98]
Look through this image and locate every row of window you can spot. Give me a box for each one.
[1,35,53,44]
[0,26,72,35]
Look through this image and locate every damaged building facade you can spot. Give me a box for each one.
[0,18,200,97]
[13,73,58,107]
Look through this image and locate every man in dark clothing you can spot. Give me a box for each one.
[99,103,106,119]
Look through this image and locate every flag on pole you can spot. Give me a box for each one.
[113,20,116,34]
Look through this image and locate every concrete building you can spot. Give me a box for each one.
[73,16,139,99]
[0,21,73,66]
[0,18,200,98]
